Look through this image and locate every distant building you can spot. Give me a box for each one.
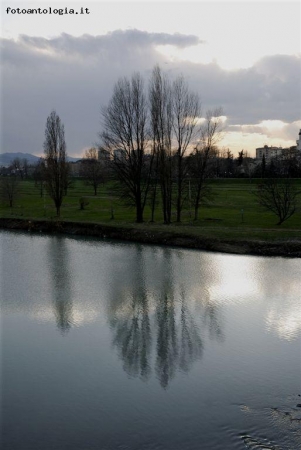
[255,145,282,161]
[69,160,83,176]
[113,148,126,161]
[98,148,111,162]
[256,130,301,160]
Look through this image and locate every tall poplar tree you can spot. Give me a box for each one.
[43,110,69,217]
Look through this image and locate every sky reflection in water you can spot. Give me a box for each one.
[1,231,301,450]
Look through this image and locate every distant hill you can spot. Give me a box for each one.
[0,152,79,167]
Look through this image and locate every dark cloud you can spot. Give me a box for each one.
[2,31,300,156]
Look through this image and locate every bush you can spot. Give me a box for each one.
[79,197,89,210]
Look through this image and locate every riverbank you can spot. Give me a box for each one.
[1,217,301,257]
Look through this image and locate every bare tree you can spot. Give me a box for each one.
[238,150,244,165]
[149,66,173,224]
[100,73,152,223]
[172,76,200,222]
[11,157,21,170]
[191,108,224,221]
[225,148,234,176]
[101,67,224,224]
[43,110,69,217]
[149,67,201,223]
[188,147,214,220]
[80,148,103,195]
[1,175,20,208]
[255,177,301,225]
[22,158,29,178]
[11,157,24,179]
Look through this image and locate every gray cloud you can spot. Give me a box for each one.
[2,31,300,156]
[3,29,202,63]
[177,54,300,125]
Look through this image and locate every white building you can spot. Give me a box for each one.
[256,145,282,161]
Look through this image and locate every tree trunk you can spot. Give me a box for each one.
[193,178,203,221]
[176,181,182,222]
[150,182,157,222]
[176,154,182,222]
[194,204,199,222]
[136,207,143,223]
[136,193,143,223]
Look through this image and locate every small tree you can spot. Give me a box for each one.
[22,158,29,178]
[226,149,234,176]
[0,175,20,208]
[11,158,24,179]
[33,158,46,197]
[255,177,300,225]
[80,148,103,195]
[79,197,89,210]
[188,149,214,220]
[237,150,244,166]
[43,110,68,217]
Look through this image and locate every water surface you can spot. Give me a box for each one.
[1,231,301,449]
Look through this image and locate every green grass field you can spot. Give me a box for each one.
[1,178,301,242]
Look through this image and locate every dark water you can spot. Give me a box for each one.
[1,230,301,450]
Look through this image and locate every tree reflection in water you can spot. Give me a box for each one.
[109,247,223,388]
[179,290,204,373]
[203,301,225,343]
[48,236,73,334]
[110,246,152,380]
[156,292,179,388]
[112,290,152,381]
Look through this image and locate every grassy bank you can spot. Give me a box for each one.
[1,178,301,256]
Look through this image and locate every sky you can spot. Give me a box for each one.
[1,0,301,158]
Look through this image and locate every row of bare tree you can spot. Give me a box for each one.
[100,66,224,223]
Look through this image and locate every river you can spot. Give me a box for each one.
[1,230,301,449]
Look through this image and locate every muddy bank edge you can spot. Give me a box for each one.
[1,218,301,258]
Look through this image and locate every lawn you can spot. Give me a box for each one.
[1,178,301,242]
